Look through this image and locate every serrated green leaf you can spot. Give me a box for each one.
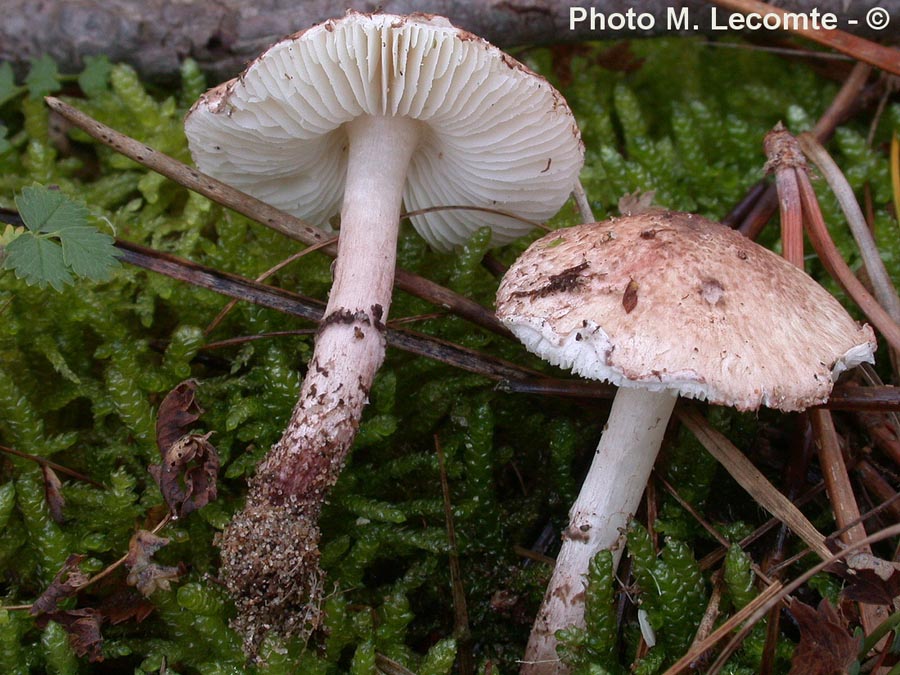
[8,187,118,286]
[77,55,112,98]
[0,124,10,154]
[58,225,118,280]
[3,233,73,291]
[24,55,60,99]
[15,186,89,234]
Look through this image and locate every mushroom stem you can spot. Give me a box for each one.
[522,387,677,675]
[215,114,421,651]
[265,114,421,499]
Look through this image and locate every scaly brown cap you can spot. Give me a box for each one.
[496,211,876,411]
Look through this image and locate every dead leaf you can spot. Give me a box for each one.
[837,552,900,606]
[41,464,65,524]
[30,554,89,616]
[155,379,204,453]
[124,530,184,597]
[788,598,861,675]
[41,608,104,662]
[548,44,592,88]
[622,278,639,314]
[150,380,219,517]
[149,431,219,517]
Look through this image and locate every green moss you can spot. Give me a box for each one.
[0,34,894,674]
[557,551,621,674]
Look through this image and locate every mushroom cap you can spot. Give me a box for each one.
[496,211,877,412]
[184,11,584,252]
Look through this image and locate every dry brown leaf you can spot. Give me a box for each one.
[155,379,204,452]
[835,552,900,606]
[43,608,104,662]
[788,598,861,675]
[124,530,184,597]
[96,588,155,625]
[150,380,219,517]
[30,554,89,616]
[41,464,65,524]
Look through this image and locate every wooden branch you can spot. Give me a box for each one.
[5,1,897,82]
[45,96,511,339]
[113,239,531,383]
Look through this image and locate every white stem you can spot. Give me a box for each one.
[521,387,677,675]
[262,115,421,498]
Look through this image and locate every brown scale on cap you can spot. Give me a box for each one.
[497,210,876,412]
[500,210,876,675]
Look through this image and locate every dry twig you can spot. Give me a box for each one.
[44,96,511,339]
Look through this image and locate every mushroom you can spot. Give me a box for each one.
[495,210,876,674]
[184,11,584,648]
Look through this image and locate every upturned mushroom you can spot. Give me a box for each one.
[184,11,584,647]
[495,210,876,674]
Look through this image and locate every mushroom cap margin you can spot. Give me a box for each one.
[495,211,876,412]
[184,11,585,252]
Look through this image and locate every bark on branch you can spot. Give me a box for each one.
[4,0,898,82]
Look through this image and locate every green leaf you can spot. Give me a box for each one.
[0,124,10,154]
[3,234,73,291]
[58,225,118,280]
[6,186,119,288]
[77,55,112,98]
[15,186,89,234]
[24,56,61,99]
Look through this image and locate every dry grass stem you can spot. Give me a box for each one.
[113,240,532,383]
[0,443,105,488]
[810,408,889,635]
[660,580,785,675]
[435,435,473,675]
[798,133,900,326]
[812,62,873,141]
[401,204,548,231]
[665,523,900,675]
[737,62,872,240]
[856,461,900,523]
[44,96,510,339]
[656,473,772,584]
[891,133,900,221]
[678,406,832,560]
[44,97,331,246]
[687,571,725,664]
[716,523,900,670]
[699,482,827,572]
[764,124,806,267]
[795,171,900,351]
